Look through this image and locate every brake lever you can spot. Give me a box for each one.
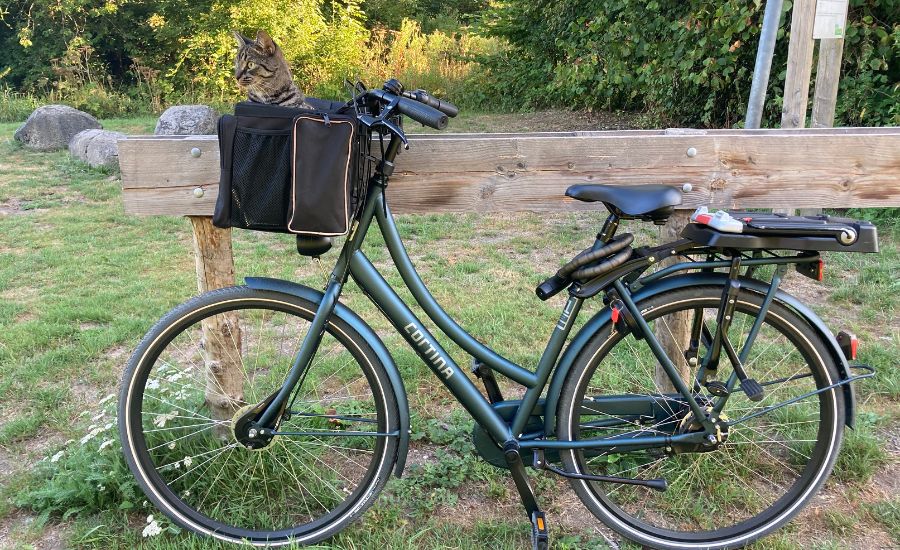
[373,119,408,148]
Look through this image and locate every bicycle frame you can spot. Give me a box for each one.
[252,132,865,464]
[255,181,713,453]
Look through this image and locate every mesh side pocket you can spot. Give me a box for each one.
[229,129,292,231]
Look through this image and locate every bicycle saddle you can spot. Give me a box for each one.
[566,184,682,223]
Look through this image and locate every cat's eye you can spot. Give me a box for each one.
[247,61,256,69]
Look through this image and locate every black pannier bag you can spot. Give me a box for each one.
[213,98,367,236]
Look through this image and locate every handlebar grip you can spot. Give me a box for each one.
[406,90,459,117]
[535,274,569,301]
[434,99,459,118]
[396,96,448,130]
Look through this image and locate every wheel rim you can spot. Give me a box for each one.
[123,298,391,542]
[566,294,839,543]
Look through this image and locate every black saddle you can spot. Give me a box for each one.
[566,184,682,223]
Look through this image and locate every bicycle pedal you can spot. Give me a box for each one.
[740,378,765,401]
[705,380,730,397]
[530,510,549,550]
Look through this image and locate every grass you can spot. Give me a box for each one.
[0,114,898,549]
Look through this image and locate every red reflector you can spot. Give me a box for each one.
[850,336,859,360]
[611,307,621,323]
[816,259,825,282]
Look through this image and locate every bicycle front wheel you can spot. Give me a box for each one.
[119,286,399,546]
[557,285,844,549]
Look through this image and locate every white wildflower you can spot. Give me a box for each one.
[153,410,177,428]
[166,371,182,383]
[98,393,115,405]
[80,427,102,446]
[168,442,176,450]
[91,411,105,421]
[98,439,114,451]
[146,379,160,390]
[98,485,105,492]
[183,455,192,468]
[50,450,64,463]
[103,421,115,431]
[142,518,163,538]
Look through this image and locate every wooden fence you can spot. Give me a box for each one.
[119,127,900,218]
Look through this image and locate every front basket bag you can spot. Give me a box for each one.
[213,99,359,236]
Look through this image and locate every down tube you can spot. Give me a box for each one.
[349,251,513,444]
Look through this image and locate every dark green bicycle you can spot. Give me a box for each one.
[118,80,877,549]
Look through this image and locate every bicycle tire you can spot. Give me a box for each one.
[118,286,399,546]
[557,285,844,549]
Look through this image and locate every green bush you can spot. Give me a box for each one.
[0,2,496,120]
[480,0,898,127]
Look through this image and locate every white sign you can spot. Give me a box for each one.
[813,0,850,39]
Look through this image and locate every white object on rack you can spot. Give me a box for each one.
[690,207,744,233]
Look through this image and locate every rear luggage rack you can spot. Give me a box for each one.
[683,212,878,253]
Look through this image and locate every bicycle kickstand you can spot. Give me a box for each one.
[503,442,550,549]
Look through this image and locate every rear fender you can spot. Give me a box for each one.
[245,277,411,477]
[544,273,856,436]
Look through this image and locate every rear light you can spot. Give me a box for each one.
[796,258,826,281]
[837,331,859,360]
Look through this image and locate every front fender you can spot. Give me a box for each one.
[245,277,411,477]
[544,273,856,436]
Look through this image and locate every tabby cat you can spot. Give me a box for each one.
[233,30,312,108]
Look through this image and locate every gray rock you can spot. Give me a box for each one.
[68,129,128,169]
[14,105,102,151]
[155,105,218,135]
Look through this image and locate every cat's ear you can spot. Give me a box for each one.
[255,30,277,56]
[233,30,253,48]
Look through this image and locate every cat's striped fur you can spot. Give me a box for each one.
[233,30,312,108]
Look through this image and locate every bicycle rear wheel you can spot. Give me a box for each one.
[557,285,844,549]
[119,286,399,546]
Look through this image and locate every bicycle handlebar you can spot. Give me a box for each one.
[402,90,459,118]
[367,89,448,130]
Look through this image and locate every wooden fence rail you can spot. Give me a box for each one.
[119,127,900,217]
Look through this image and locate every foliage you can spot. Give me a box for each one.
[361,0,489,32]
[357,19,501,105]
[481,0,899,127]
[15,396,145,521]
[0,0,370,108]
[0,1,497,119]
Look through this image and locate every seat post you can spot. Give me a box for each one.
[593,213,620,249]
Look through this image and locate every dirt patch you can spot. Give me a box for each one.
[0,447,15,480]
[0,198,24,217]
[0,286,38,302]
[0,512,69,550]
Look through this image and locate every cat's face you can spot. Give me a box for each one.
[233,31,293,99]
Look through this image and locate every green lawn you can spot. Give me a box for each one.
[0,115,897,549]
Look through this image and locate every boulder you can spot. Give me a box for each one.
[155,105,218,135]
[14,105,102,151]
[68,129,128,169]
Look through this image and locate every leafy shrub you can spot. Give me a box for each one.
[0,87,39,122]
[481,0,898,127]
[17,394,145,522]
[356,19,501,105]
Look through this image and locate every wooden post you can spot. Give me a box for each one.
[189,217,244,424]
[777,0,818,215]
[781,0,818,129]
[654,211,693,392]
[811,39,844,128]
